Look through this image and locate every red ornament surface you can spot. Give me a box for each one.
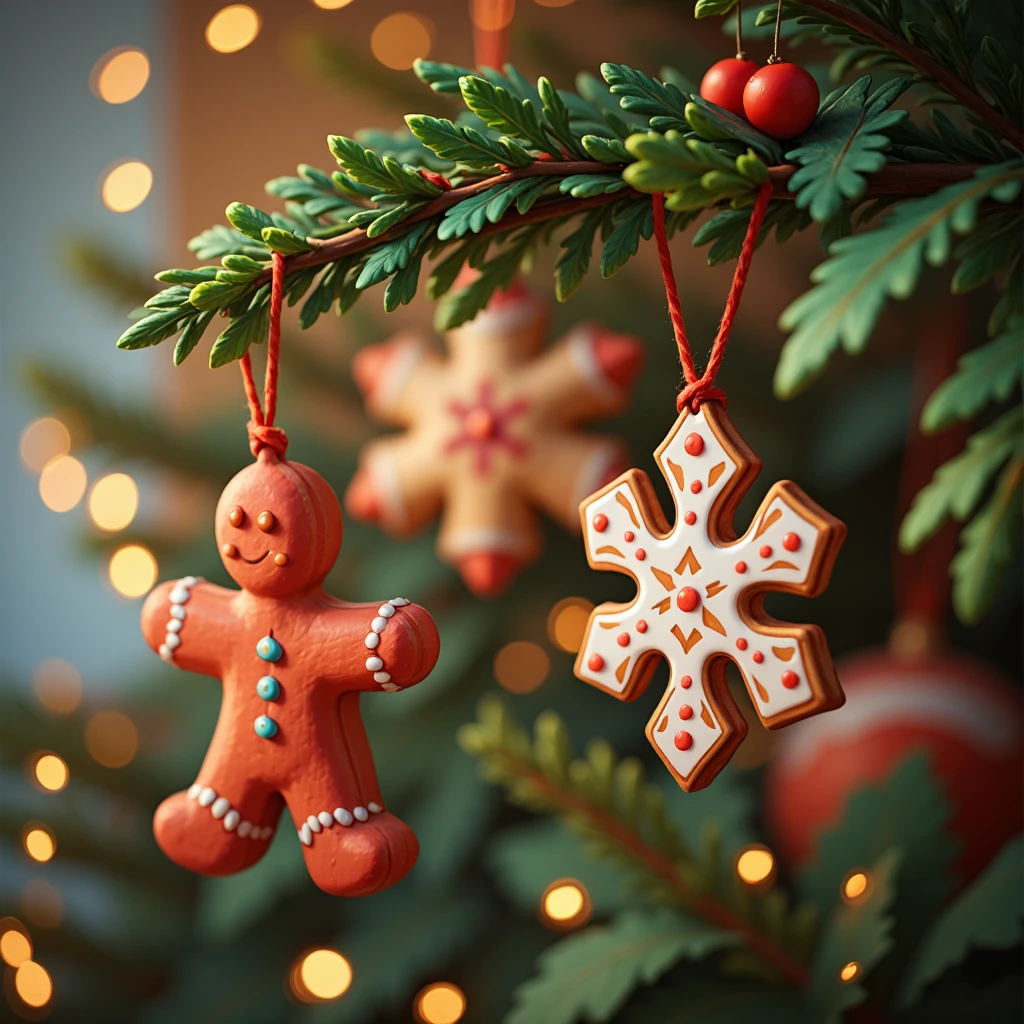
[699,57,759,117]
[141,450,440,897]
[743,63,819,139]
[766,649,1023,885]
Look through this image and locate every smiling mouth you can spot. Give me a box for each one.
[240,551,269,565]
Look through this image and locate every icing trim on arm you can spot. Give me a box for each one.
[158,576,202,664]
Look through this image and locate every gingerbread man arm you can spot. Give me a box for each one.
[141,576,237,677]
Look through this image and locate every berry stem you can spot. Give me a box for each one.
[769,0,784,64]
[735,1,744,59]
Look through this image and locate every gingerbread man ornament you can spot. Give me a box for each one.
[346,277,644,596]
[575,402,846,792]
[141,447,440,896]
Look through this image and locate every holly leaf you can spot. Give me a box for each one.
[901,834,1024,1007]
[507,909,739,1024]
[776,162,1024,397]
[921,322,1024,431]
[808,850,900,1023]
[785,77,909,225]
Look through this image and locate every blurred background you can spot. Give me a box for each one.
[1,1,1021,1022]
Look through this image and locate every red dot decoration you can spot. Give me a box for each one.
[677,586,700,613]
[783,532,801,552]
[678,704,693,720]
[680,675,692,689]
[782,670,800,689]
[636,620,648,634]
[684,511,697,526]
[690,480,703,494]
[735,561,747,574]
[636,548,647,561]
[759,545,773,558]
[624,531,635,543]
[736,638,748,651]
[593,514,608,533]
[684,432,704,456]
[674,730,694,751]
[587,654,605,671]
[753,651,764,664]
[616,632,630,647]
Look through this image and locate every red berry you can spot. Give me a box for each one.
[700,58,759,118]
[743,62,819,139]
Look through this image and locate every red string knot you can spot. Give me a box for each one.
[677,381,728,414]
[248,422,289,458]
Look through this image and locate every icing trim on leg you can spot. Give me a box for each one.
[297,800,384,845]
[187,782,274,840]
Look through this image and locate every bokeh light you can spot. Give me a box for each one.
[91,47,150,103]
[32,754,69,793]
[19,417,71,473]
[842,869,871,903]
[101,160,153,212]
[39,455,87,512]
[540,880,591,929]
[735,845,775,886]
[415,982,466,1024]
[291,948,353,1001]
[14,960,53,1009]
[32,659,83,715]
[206,5,261,52]
[547,597,594,653]
[109,544,157,597]
[21,881,63,929]
[23,827,55,864]
[533,0,577,6]
[0,921,32,968]
[493,641,550,694]
[470,0,515,30]
[89,472,139,531]
[313,0,356,7]
[370,13,432,70]
[85,710,139,768]
[840,961,860,983]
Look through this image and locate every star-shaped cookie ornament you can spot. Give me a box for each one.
[575,401,846,792]
[346,280,644,596]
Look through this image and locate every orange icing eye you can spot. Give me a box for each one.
[257,511,275,532]
[228,506,244,527]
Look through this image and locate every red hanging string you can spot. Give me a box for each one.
[239,250,289,458]
[652,180,773,413]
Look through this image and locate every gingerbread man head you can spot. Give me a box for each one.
[215,448,343,598]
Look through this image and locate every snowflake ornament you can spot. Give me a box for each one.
[575,401,846,792]
[346,280,644,596]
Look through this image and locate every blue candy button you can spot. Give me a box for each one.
[256,675,280,701]
[254,714,279,739]
[256,635,283,662]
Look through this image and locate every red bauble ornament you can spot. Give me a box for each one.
[699,58,759,118]
[743,62,819,139]
[765,649,1023,886]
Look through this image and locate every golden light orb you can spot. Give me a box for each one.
[533,0,576,6]
[85,710,139,768]
[292,948,353,1001]
[470,0,515,30]
[313,0,356,7]
[493,640,550,694]
[39,455,87,512]
[206,5,261,53]
[540,879,592,929]
[735,845,775,886]
[842,869,872,902]
[547,596,594,653]
[23,827,56,864]
[109,544,157,597]
[370,12,432,71]
[89,472,139,531]
[101,160,153,212]
[32,753,69,793]
[415,982,466,1024]
[91,47,150,103]
[0,922,32,968]
[840,961,860,983]
[32,659,83,715]
[15,960,53,1009]
[19,417,70,473]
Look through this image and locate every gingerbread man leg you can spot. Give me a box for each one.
[280,695,417,897]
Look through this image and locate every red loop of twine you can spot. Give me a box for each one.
[651,180,773,413]
[240,250,289,458]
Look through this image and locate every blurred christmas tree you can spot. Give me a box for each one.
[3,1,1021,1021]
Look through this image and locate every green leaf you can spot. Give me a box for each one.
[187,279,247,312]
[951,455,1022,624]
[155,267,219,286]
[208,299,269,368]
[685,97,784,164]
[406,113,533,169]
[808,851,900,1023]
[460,74,551,152]
[775,162,1024,397]
[259,226,312,255]
[601,63,690,131]
[172,310,214,365]
[116,306,193,350]
[694,0,741,15]
[540,76,587,159]
[785,77,909,225]
[188,224,268,261]
[901,834,1024,1007]
[581,135,631,163]
[951,213,1024,293]
[414,57,478,94]
[899,407,1023,551]
[507,909,739,1024]
[327,134,441,197]
[601,199,653,278]
[355,222,430,290]
[559,174,628,198]
[921,323,1024,431]
[225,202,274,242]
[437,179,539,241]
[623,980,814,1023]
[555,207,605,301]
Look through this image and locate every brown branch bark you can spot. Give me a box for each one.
[794,0,1024,152]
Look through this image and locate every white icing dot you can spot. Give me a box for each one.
[307,814,322,833]
[159,644,173,661]
[187,784,201,800]
[166,619,183,633]
[318,811,334,828]
[365,656,384,671]
[378,604,395,618]
[237,820,252,837]
[165,633,181,650]
[373,671,391,683]
[368,801,382,814]
[223,810,240,831]
[198,787,216,808]
[371,616,389,633]
[261,826,274,840]
[364,632,380,649]
[211,797,230,819]
[169,605,186,621]
[334,807,353,827]
[299,823,312,846]
[169,588,190,604]
[353,806,369,822]
[391,597,409,606]
[182,576,199,587]
[381,682,400,692]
